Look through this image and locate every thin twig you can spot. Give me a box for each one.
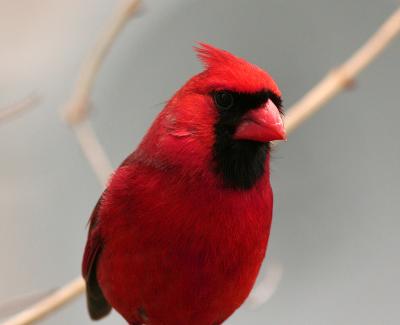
[63,0,141,125]
[3,5,400,325]
[0,94,40,123]
[1,2,141,325]
[62,0,142,188]
[1,278,84,325]
[0,289,57,320]
[284,7,400,134]
[247,262,283,309]
[61,0,142,183]
[74,119,113,186]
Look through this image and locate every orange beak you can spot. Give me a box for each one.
[233,99,287,142]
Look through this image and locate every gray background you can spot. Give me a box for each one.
[1,0,399,324]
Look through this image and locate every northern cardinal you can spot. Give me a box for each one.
[82,43,286,325]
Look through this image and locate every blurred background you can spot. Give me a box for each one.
[1,0,399,324]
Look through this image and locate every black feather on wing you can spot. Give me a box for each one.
[82,195,112,320]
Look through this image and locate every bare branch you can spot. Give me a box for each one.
[284,7,400,134]
[74,119,113,186]
[1,278,84,325]
[62,0,143,185]
[62,0,141,125]
[1,1,141,325]
[0,289,57,320]
[61,0,142,190]
[0,94,40,123]
[247,262,283,309]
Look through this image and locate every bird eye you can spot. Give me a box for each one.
[214,91,234,110]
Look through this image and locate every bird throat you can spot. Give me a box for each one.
[213,136,269,190]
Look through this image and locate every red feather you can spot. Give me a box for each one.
[82,43,282,325]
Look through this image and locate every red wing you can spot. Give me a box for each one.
[82,194,112,320]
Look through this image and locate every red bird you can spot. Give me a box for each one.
[82,43,286,325]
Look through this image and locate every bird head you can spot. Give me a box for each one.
[137,43,286,189]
